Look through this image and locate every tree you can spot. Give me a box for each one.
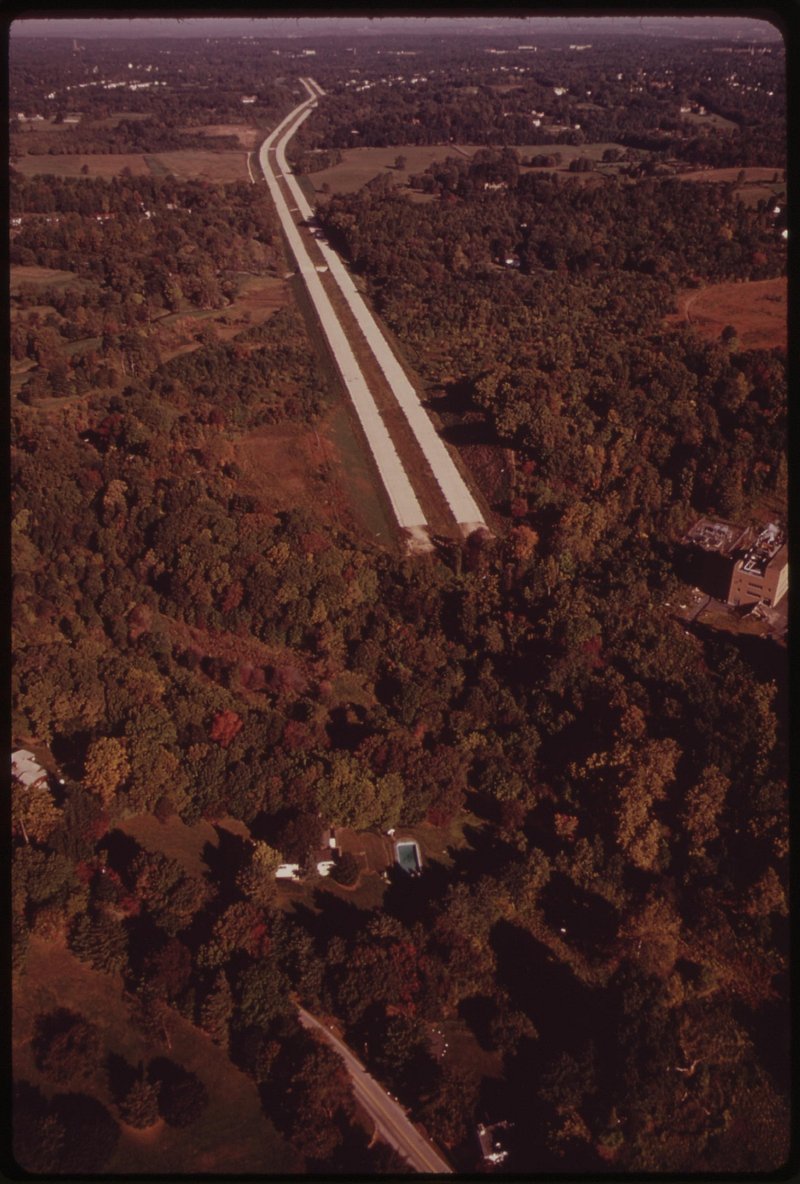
[33,1009,101,1086]
[119,1076,160,1129]
[83,737,130,806]
[69,910,128,973]
[199,970,234,1045]
[681,765,729,858]
[330,850,359,886]
[236,840,281,907]
[12,775,62,845]
[148,1058,209,1129]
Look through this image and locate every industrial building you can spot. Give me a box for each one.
[679,518,788,608]
[727,522,788,608]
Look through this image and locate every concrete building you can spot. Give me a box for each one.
[678,517,752,599]
[727,522,788,608]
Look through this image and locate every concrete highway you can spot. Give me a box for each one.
[258,85,429,548]
[297,1007,453,1174]
[259,79,487,542]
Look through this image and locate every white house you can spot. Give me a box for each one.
[11,750,48,789]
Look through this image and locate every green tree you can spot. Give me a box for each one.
[83,737,130,806]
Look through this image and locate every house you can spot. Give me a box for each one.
[477,1121,512,1167]
[11,749,49,789]
[503,254,521,268]
[276,863,301,880]
[241,95,257,104]
[727,523,788,608]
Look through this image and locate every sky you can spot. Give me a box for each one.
[9,15,784,41]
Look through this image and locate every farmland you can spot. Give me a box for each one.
[666,275,786,350]
[11,148,250,183]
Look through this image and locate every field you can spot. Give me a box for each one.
[665,276,786,350]
[11,152,152,179]
[183,123,263,149]
[11,265,86,291]
[11,148,250,183]
[13,938,299,1174]
[118,813,251,878]
[306,141,629,197]
[677,166,783,184]
[681,110,739,131]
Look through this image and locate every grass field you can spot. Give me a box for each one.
[11,152,152,179]
[11,265,84,291]
[306,141,630,197]
[14,938,299,1175]
[681,110,739,131]
[117,814,251,878]
[183,123,263,149]
[665,276,786,351]
[677,166,783,184]
[11,148,250,182]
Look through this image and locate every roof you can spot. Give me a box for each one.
[11,749,48,788]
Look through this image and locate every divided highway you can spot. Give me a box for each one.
[297,1007,453,1174]
[258,78,487,544]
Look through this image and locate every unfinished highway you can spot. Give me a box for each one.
[258,78,487,547]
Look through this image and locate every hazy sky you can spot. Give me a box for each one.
[9,15,783,41]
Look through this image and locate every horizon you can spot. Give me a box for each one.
[9,14,784,41]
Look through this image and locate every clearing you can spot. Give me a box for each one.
[305,142,629,197]
[665,276,786,351]
[11,149,249,183]
[13,938,299,1175]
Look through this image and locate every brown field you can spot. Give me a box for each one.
[183,123,262,149]
[118,814,250,877]
[11,152,152,178]
[146,149,250,183]
[665,276,786,350]
[14,938,298,1174]
[677,166,783,184]
[11,149,249,183]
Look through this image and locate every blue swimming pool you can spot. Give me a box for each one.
[396,840,422,874]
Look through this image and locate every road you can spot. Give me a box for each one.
[259,83,429,547]
[259,79,487,542]
[297,1007,453,1174]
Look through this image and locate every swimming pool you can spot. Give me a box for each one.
[396,840,422,874]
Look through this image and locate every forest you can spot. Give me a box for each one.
[10,27,788,1177]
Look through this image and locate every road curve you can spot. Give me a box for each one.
[297,1007,453,1174]
[258,86,429,544]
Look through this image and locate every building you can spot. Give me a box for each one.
[728,523,788,608]
[12,749,49,789]
[477,1121,512,1167]
[678,517,751,599]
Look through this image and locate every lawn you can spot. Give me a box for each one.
[14,938,299,1175]
[11,149,250,183]
[11,265,86,291]
[118,813,250,878]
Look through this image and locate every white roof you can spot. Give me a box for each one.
[12,749,48,787]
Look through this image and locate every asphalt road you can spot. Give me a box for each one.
[297,1007,453,1174]
[258,86,429,543]
[260,79,487,540]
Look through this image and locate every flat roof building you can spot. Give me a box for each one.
[728,523,788,608]
[678,517,752,600]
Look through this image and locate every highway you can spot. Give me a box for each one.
[258,83,429,548]
[259,78,487,542]
[297,1007,453,1174]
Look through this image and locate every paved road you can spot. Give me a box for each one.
[258,85,429,546]
[297,1007,453,1174]
[260,79,487,540]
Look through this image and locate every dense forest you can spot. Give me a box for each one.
[10,27,788,1177]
